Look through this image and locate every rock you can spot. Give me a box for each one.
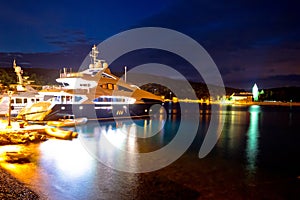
[5,152,31,164]
[0,135,10,145]
[0,131,48,145]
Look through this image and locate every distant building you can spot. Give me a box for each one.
[230,92,253,102]
[252,83,259,101]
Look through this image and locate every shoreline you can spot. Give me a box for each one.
[0,167,39,199]
[231,101,300,106]
[171,99,300,106]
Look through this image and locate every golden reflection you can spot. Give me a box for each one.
[143,120,147,138]
[217,107,247,153]
[0,145,23,155]
[0,144,41,190]
[100,121,141,153]
[104,125,127,150]
[0,145,24,165]
[95,121,139,171]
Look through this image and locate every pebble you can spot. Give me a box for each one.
[0,168,39,199]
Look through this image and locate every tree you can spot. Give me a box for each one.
[0,69,16,86]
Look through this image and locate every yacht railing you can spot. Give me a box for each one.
[59,68,83,78]
[59,72,83,78]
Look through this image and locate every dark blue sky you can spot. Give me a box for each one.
[0,0,299,89]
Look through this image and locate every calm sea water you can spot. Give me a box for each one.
[2,104,300,199]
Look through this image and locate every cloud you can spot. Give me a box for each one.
[44,29,91,50]
[266,74,300,82]
[258,74,300,88]
[1,0,299,89]
[138,0,300,49]
[220,65,245,76]
[0,43,91,70]
[131,0,300,89]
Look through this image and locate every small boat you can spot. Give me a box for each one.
[44,127,73,140]
[47,117,88,127]
[0,60,44,117]
[72,132,78,138]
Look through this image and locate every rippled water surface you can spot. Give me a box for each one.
[2,105,300,199]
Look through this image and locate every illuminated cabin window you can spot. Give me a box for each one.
[66,96,72,102]
[16,98,22,104]
[100,83,118,90]
[108,84,113,90]
[114,98,125,102]
[93,97,127,103]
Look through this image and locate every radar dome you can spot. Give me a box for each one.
[15,66,22,73]
[103,62,108,68]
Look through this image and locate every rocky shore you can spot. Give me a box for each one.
[0,133,44,199]
[0,125,47,199]
[0,131,47,146]
[0,167,39,199]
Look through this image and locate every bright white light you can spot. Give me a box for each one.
[40,140,95,179]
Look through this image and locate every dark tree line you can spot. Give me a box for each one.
[0,67,58,87]
[0,68,16,86]
[259,87,300,102]
[1,67,299,102]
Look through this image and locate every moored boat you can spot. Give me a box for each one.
[47,117,88,127]
[0,60,43,116]
[44,127,73,140]
[18,45,163,121]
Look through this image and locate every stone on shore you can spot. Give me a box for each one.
[0,167,39,199]
[0,131,47,145]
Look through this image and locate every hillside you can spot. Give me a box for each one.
[0,67,58,86]
[1,67,299,101]
[259,87,300,102]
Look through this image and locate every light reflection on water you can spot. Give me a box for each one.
[246,105,260,177]
[40,139,96,179]
[215,105,248,157]
[0,105,299,199]
[78,117,168,173]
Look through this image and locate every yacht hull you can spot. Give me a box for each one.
[43,103,160,121]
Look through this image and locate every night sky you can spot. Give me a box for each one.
[0,0,299,89]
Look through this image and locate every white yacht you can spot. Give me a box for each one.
[0,60,43,116]
[19,45,162,121]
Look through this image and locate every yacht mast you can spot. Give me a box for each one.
[90,45,99,68]
[13,59,23,85]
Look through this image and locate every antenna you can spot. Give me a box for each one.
[13,60,23,85]
[90,45,99,68]
[124,66,127,82]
